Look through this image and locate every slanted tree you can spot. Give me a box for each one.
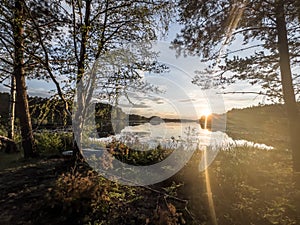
[2,0,172,160]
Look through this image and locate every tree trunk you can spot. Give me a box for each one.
[13,0,36,158]
[0,135,17,151]
[5,75,17,153]
[296,0,300,22]
[73,0,92,161]
[275,1,300,172]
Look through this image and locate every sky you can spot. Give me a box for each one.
[103,22,266,119]
[0,22,266,119]
[111,39,265,119]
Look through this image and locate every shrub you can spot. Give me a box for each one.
[47,170,111,224]
[35,131,64,154]
[107,141,173,166]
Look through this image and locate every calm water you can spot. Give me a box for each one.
[92,122,273,151]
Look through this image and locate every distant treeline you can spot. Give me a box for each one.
[0,92,167,137]
[0,92,71,129]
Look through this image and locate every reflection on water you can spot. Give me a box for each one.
[91,122,273,151]
[83,122,273,185]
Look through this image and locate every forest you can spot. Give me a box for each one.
[0,0,300,224]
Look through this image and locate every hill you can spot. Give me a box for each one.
[225,103,300,148]
[0,92,158,137]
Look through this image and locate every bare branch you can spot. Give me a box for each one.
[0,68,12,75]
[226,44,263,55]
[0,57,13,66]
[23,1,71,117]
[95,0,109,60]
[90,2,132,23]
[71,0,79,64]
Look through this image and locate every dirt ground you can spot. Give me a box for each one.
[0,153,206,225]
[0,157,72,225]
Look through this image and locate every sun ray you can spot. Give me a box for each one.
[201,108,212,117]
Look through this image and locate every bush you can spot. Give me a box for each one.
[207,147,298,225]
[0,124,6,136]
[107,141,174,166]
[35,131,73,154]
[47,170,111,225]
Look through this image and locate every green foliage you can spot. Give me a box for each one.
[58,132,74,151]
[30,97,71,127]
[162,181,184,197]
[0,123,6,137]
[207,147,298,225]
[47,170,111,224]
[35,131,73,154]
[173,0,300,101]
[107,141,174,166]
[226,103,300,149]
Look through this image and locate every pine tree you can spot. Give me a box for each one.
[173,0,300,171]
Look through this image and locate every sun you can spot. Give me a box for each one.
[201,109,211,117]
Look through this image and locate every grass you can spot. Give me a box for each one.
[0,151,23,171]
[207,103,300,224]
[1,146,298,224]
[226,103,291,148]
[206,147,299,225]
[0,103,300,224]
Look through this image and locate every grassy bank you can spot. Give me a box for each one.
[225,103,298,149]
[1,103,300,224]
[205,147,299,225]
[1,147,298,225]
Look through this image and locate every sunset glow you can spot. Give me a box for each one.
[201,109,212,117]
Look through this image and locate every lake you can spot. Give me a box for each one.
[82,121,273,185]
[91,122,273,151]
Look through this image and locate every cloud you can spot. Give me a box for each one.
[131,104,151,109]
[28,88,52,98]
[156,101,165,104]
[178,98,197,103]
[0,84,52,98]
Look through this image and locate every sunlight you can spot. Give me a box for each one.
[203,149,218,225]
[201,109,212,117]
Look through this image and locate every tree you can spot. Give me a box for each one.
[0,0,63,157]
[55,0,172,159]
[0,0,171,159]
[173,0,300,171]
[6,73,16,153]
[0,1,16,153]
[13,0,36,157]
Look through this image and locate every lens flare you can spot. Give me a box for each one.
[201,109,211,117]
